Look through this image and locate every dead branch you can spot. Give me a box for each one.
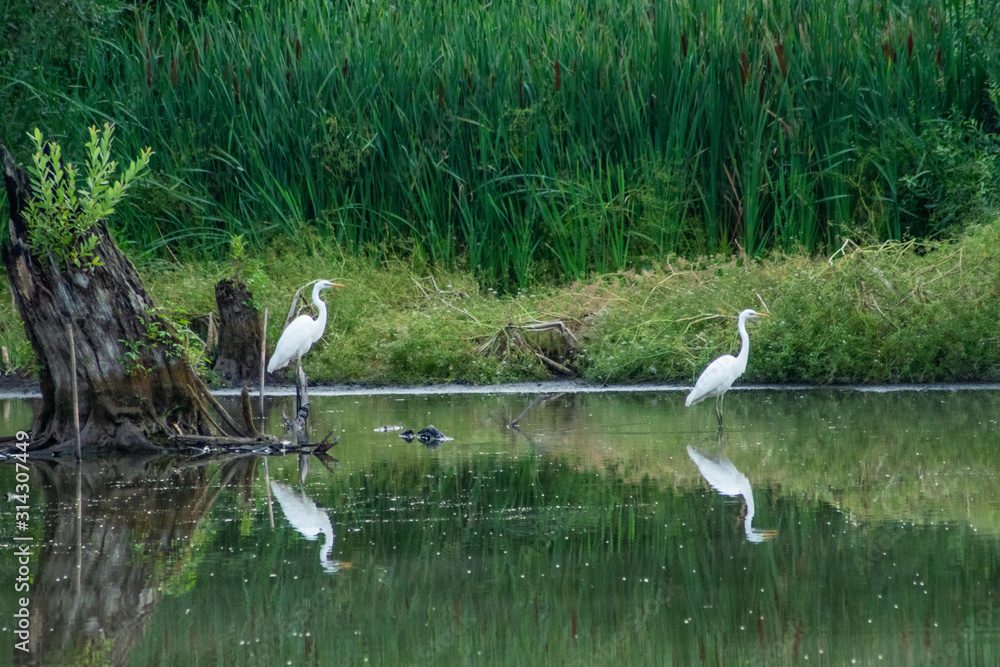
[412,275,469,299]
[240,385,259,437]
[508,393,564,428]
[167,434,282,447]
[284,279,323,328]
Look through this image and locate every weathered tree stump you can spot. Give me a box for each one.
[1,146,242,453]
[213,277,263,386]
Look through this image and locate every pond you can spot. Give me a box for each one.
[2,386,1000,665]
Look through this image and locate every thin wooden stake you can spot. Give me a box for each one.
[75,464,82,593]
[206,311,218,353]
[259,307,268,419]
[263,457,275,529]
[1,345,9,373]
[67,324,81,461]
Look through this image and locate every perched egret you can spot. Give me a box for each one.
[687,445,777,543]
[685,309,768,427]
[267,280,344,374]
[271,481,348,573]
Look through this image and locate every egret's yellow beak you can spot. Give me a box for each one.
[330,282,345,288]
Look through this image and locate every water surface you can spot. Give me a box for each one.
[1,388,999,665]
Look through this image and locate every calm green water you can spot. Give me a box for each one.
[2,388,1000,665]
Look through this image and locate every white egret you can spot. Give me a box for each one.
[685,308,768,427]
[270,481,349,573]
[687,445,777,543]
[267,280,344,374]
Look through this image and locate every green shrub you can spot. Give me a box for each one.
[24,124,151,270]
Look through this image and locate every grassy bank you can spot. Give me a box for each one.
[2,216,998,386]
[3,0,999,289]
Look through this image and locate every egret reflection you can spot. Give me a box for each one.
[687,445,777,543]
[271,481,349,573]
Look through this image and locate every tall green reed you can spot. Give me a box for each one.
[6,0,997,287]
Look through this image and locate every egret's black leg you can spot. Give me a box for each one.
[716,394,725,428]
[295,357,303,411]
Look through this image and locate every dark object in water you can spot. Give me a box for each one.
[417,425,450,443]
[398,425,451,446]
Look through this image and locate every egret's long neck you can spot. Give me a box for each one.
[735,314,751,366]
[320,526,336,572]
[312,284,328,337]
[743,491,756,536]
[320,526,334,562]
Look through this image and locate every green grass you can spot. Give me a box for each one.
[3,216,999,386]
[3,0,999,290]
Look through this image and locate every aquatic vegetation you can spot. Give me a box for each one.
[3,0,999,289]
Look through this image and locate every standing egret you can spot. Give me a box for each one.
[687,445,777,543]
[685,309,768,427]
[267,280,344,375]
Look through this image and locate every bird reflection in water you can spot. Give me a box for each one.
[687,445,777,543]
[270,481,350,573]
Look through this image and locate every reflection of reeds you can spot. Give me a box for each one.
[58,0,999,286]
[122,415,1000,666]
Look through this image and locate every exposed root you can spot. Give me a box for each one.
[476,320,578,376]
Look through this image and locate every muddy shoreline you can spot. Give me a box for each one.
[2,376,1000,400]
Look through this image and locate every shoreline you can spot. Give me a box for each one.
[3,377,1000,400]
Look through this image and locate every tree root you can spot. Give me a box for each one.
[477,320,578,376]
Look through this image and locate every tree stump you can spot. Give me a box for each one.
[213,277,263,386]
[1,146,242,453]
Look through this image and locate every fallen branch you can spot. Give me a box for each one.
[169,434,282,447]
[508,393,564,428]
[412,275,469,299]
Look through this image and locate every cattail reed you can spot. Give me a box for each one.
[882,41,896,64]
[62,0,996,288]
[774,43,786,78]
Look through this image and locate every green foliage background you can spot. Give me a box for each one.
[2,0,1000,289]
[1,0,1000,385]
